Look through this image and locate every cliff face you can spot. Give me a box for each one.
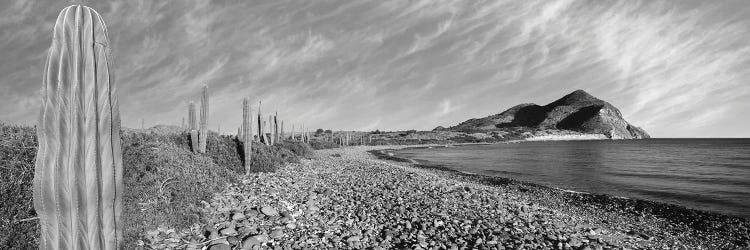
[448,90,650,139]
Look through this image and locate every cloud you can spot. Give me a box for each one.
[1,0,749,137]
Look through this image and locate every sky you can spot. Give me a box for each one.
[2,0,750,138]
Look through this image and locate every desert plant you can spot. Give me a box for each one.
[189,102,198,152]
[33,5,123,249]
[242,98,252,174]
[188,102,196,130]
[274,113,279,144]
[198,85,209,153]
[268,115,274,145]
[256,101,263,143]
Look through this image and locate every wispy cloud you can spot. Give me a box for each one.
[1,0,749,137]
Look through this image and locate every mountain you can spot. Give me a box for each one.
[444,90,650,139]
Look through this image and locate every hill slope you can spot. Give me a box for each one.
[447,90,650,139]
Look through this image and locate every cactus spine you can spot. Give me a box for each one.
[198,85,208,153]
[242,98,252,174]
[34,5,123,249]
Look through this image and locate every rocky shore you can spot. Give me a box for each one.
[141,146,750,249]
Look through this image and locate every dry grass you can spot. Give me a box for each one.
[0,124,307,249]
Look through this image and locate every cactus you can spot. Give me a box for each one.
[198,85,208,153]
[273,113,279,144]
[242,98,252,174]
[188,102,196,130]
[280,120,284,141]
[257,101,262,143]
[188,102,199,152]
[33,5,123,249]
[268,115,273,145]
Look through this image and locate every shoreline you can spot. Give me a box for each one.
[370,146,750,222]
[152,145,749,249]
[366,146,750,248]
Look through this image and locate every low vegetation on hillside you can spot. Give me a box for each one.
[0,124,312,249]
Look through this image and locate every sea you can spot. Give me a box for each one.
[394,139,750,218]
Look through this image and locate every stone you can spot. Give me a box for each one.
[270,229,284,239]
[208,243,231,250]
[569,238,582,248]
[220,227,237,236]
[347,235,361,242]
[232,212,246,221]
[261,206,279,216]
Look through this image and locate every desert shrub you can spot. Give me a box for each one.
[120,130,240,248]
[0,124,305,249]
[308,139,340,150]
[0,124,38,249]
[277,141,314,158]
[249,141,296,172]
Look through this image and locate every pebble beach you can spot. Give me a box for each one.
[142,145,750,249]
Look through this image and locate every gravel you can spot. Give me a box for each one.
[140,145,750,249]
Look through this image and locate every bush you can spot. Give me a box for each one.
[277,141,314,159]
[1,124,307,249]
[120,130,240,247]
[0,124,38,249]
[308,139,340,150]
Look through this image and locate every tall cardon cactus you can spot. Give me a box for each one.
[34,5,123,249]
[188,102,196,130]
[273,113,279,144]
[188,102,199,151]
[198,85,208,153]
[242,98,252,174]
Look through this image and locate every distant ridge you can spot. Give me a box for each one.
[443,90,650,139]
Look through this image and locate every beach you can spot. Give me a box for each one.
[149,145,750,249]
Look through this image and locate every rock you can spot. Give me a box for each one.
[286,223,297,229]
[207,243,231,250]
[227,236,239,246]
[546,234,557,241]
[241,237,260,249]
[569,238,582,248]
[270,229,284,239]
[639,233,653,241]
[247,210,259,218]
[220,227,237,236]
[261,206,279,216]
[232,212,246,221]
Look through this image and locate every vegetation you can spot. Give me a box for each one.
[34,6,123,249]
[0,124,311,249]
[0,124,38,249]
[308,139,340,150]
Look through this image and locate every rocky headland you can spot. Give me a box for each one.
[441,90,650,139]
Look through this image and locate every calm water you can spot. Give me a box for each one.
[396,139,750,218]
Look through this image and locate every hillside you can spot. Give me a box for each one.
[0,123,313,249]
[446,90,650,139]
